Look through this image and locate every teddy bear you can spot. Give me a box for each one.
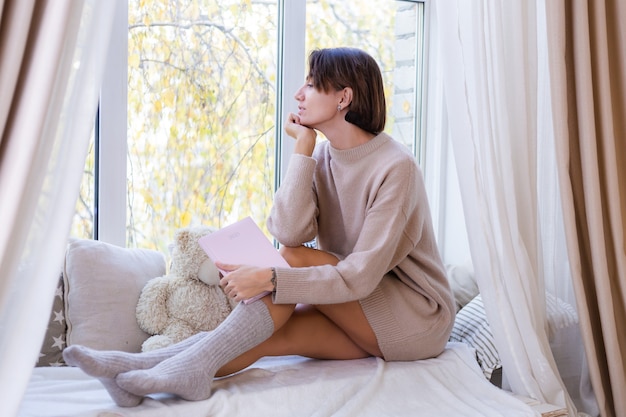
[136,225,237,351]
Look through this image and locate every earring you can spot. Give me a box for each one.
[337,105,342,111]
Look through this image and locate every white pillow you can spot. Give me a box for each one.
[64,239,165,352]
[446,263,479,312]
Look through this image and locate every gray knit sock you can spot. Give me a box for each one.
[63,331,209,407]
[116,301,274,401]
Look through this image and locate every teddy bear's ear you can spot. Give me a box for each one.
[173,228,193,253]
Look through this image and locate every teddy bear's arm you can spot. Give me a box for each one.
[136,276,172,335]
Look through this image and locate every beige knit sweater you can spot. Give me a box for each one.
[267,133,455,360]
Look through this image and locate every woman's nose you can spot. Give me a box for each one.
[294,86,304,101]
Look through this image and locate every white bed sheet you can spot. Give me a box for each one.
[18,342,537,417]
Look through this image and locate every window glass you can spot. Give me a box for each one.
[126,0,279,251]
[70,129,96,239]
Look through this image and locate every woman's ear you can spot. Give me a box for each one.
[339,87,353,108]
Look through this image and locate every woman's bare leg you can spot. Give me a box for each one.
[216,245,383,376]
[216,301,377,376]
[280,245,382,355]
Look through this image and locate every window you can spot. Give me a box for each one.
[125,0,279,250]
[70,0,427,252]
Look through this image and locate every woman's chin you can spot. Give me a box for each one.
[297,119,315,129]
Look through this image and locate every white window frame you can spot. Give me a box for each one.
[97,0,128,246]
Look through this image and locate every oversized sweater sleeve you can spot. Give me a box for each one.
[272,155,424,305]
[267,154,319,246]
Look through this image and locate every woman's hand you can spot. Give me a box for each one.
[216,262,273,302]
[285,112,316,156]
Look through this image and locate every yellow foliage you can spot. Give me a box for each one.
[143,193,153,207]
[189,2,199,19]
[128,53,140,68]
[180,211,192,227]
[162,89,175,107]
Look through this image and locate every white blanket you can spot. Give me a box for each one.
[18,343,537,417]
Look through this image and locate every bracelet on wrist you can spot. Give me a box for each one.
[270,267,277,292]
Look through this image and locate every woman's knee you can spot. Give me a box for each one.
[278,246,303,267]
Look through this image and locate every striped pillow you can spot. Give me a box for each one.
[449,294,500,380]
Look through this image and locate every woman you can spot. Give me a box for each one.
[63,47,455,407]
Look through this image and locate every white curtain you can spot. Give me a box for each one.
[427,0,583,415]
[0,1,116,416]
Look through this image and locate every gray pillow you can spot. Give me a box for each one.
[36,273,67,367]
[64,239,166,352]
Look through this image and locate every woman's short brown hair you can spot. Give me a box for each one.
[307,47,386,134]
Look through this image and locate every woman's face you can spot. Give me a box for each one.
[294,78,343,128]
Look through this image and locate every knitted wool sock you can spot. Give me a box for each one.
[63,331,210,407]
[116,301,274,401]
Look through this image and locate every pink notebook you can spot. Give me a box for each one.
[198,216,289,304]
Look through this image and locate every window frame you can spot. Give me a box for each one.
[97,0,428,247]
[97,0,128,246]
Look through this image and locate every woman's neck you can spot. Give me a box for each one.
[322,122,376,150]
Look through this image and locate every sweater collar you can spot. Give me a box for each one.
[328,132,391,163]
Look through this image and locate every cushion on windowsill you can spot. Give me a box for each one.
[64,238,166,353]
[449,294,500,380]
[450,291,579,382]
[36,272,67,367]
[446,263,479,312]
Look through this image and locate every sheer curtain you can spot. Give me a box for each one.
[0,1,116,416]
[546,1,626,416]
[428,0,579,415]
